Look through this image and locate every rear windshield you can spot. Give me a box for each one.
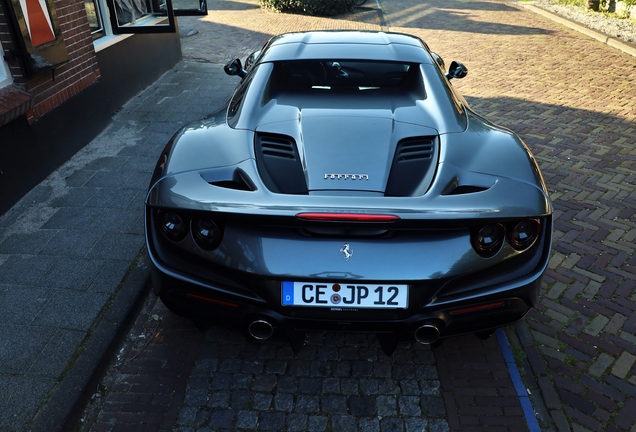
[270,60,419,91]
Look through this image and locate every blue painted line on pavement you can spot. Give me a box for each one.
[496,328,542,432]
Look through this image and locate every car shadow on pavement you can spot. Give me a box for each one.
[464,94,636,432]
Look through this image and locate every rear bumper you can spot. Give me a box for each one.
[147,210,551,352]
[151,259,540,344]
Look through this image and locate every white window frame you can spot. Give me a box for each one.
[86,0,174,52]
[86,0,131,51]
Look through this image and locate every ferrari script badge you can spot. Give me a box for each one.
[325,174,369,180]
[340,243,353,261]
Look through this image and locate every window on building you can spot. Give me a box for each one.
[105,0,175,33]
[83,0,206,43]
[83,0,176,42]
[0,39,13,89]
[84,0,106,39]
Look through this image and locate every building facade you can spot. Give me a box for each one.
[0,0,187,214]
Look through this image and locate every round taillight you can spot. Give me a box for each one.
[159,211,187,241]
[509,219,540,251]
[192,218,223,251]
[472,223,504,258]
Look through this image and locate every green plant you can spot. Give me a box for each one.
[259,0,357,16]
[555,0,586,6]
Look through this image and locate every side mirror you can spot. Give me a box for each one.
[431,52,446,73]
[446,61,468,80]
[224,58,247,78]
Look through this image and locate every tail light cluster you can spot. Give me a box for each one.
[471,219,540,258]
[157,210,223,251]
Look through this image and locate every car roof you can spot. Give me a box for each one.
[258,31,434,64]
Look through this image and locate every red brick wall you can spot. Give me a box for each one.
[0,0,101,122]
[26,0,101,122]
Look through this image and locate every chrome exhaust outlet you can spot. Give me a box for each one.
[414,324,440,344]
[248,320,274,340]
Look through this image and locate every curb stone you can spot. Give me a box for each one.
[27,250,151,432]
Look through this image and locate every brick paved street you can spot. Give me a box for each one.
[177,0,636,429]
[160,0,636,430]
[383,1,636,431]
[4,0,635,430]
[81,295,451,432]
[379,0,636,430]
[77,0,636,430]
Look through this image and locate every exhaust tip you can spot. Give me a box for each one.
[249,320,274,340]
[414,324,439,344]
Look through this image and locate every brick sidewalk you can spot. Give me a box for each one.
[0,62,238,432]
[379,0,636,430]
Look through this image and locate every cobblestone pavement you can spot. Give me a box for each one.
[81,295,452,432]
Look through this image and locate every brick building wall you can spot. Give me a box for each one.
[0,0,100,123]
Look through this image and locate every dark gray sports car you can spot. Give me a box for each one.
[145,31,552,355]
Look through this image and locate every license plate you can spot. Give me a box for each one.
[281,281,408,309]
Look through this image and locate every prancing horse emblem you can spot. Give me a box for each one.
[340,243,353,261]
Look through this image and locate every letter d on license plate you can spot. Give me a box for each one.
[282,281,407,309]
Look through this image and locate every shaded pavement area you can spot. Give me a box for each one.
[1,0,636,431]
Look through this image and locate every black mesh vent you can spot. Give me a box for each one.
[255,133,308,194]
[385,135,438,197]
[395,137,434,161]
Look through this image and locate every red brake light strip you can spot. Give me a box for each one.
[296,213,400,222]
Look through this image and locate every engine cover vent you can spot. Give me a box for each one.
[255,133,308,194]
[385,136,438,197]
[260,135,297,159]
[395,137,434,161]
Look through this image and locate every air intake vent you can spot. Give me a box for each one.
[444,185,489,196]
[385,136,438,197]
[209,170,256,191]
[394,137,434,161]
[255,133,308,194]
[260,135,297,160]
